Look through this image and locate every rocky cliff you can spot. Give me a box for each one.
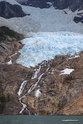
[0,1,26,18]
[0,26,24,114]
[19,0,83,24]
[17,53,83,115]
[20,0,83,11]
[0,27,83,115]
[0,0,83,115]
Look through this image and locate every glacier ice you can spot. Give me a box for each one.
[0,4,83,36]
[16,32,83,67]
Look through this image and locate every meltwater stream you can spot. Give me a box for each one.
[17,61,50,114]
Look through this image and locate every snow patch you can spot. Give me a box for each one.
[68,55,80,59]
[60,68,74,75]
[35,89,41,98]
[0,5,83,36]
[46,2,53,6]
[7,60,12,65]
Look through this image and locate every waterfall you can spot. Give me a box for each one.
[17,61,50,115]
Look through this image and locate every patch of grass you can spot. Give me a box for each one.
[0,26,21,42]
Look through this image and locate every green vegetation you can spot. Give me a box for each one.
[0,26,21,42]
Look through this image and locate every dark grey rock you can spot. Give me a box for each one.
[20,0,83,11]
[0,1,26,18]
[73,16,83,23]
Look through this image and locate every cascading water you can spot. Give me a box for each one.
[17,61,50,115]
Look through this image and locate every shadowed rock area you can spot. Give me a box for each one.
[0,26,24,114]
[20,0,83,11]
[0,1,26,18]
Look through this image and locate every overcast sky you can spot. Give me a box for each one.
[16,0,28,3]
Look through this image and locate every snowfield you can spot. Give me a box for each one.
[0,0,83,67]
[16,32,83,67]
[60,68,74,75]
[0,2,83,36]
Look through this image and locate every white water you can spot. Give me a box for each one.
[19,99,27,114]
[28,73,45,94]
[18,80,27,96]
[68,54,80,59]
[17,61,50,114]
[31,65,41,79]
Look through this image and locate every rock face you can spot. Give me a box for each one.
[20,0,83,11]
[0,1,26,18]
[0,40,83,115]
[54,0,83,12]
[0,27,83,115]
[73,16,83,24]
[0,27,24,114]
[19,0,83,24]
[20,53,83,115]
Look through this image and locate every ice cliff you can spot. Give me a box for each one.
[16,32,83,67]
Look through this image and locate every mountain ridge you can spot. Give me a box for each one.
[0,1,26,18]
[20,0,83,12]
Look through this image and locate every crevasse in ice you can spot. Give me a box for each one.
[16,32,83,67]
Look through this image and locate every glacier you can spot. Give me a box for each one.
[16,32,83,67]
[0,4,83,36]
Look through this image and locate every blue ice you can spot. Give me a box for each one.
[16,32,83,67]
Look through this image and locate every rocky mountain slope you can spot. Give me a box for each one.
[0,1,26,18]
[0,27,83,115]
[20,0,83,11]
[0,0,83,115]
[0,44,83,115]
[0,26,24,114]
[19,0,83,24]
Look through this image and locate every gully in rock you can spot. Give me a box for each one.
[17,61,50,115]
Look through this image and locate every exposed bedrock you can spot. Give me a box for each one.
[0,49,83,115]
[20,0,83,12]
[0,1,26,18]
